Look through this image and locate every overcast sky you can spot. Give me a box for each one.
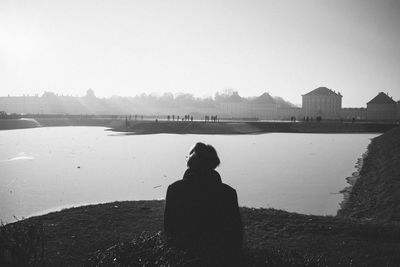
[1,0,399,107]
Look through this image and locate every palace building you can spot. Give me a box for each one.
[219,92,278,120]
[366,92,397,121]
[301,87,342,119]
[1,88,399,121]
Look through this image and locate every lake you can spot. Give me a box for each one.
[0,127,378,223]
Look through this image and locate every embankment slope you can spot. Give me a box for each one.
[338,126,400,221]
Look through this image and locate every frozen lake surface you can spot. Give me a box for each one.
[0,127,378,223]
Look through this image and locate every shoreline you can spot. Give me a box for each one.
[338,150,368,211]
[1,118,398,133]
[337,125,400,221]
[116,120,399,134]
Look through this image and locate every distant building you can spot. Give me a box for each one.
[0,95,42,114]
[218,91,245,118]
[85,88,96,99]
[277,107,302,120]
[219,92,278,120]
[366,92,397,121]
[2,88,399,122]
[341,108,367,120]
[302,87,342,119]
[248,93,278,120]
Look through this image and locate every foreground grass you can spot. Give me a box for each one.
[2,200,400,266]
[338,126,400,222]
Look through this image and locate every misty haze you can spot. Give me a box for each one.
[1,0,400,266]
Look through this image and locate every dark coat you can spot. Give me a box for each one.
[164,169,243,252]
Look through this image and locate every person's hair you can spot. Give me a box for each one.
[187,142,220,170]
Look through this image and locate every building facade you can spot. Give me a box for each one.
[276,107,302,120]
[219,92,278,120]
[366,92,397,121]
[341,108,367,120]
[302,87,342,119]
[2,89,399,121]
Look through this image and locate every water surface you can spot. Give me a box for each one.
[0,127,377,223]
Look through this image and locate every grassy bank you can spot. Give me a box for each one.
[0,119,40,130]
[117,120,398,134]
[338,126,400,222]
[1,117,397,133]
[0,118,126,130]
[36,118,125,128]
[2,201,400,266]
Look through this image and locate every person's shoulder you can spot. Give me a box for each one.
[167,179,189,191]
[220,183,237,196]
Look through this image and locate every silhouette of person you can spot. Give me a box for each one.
[164,143,243,262]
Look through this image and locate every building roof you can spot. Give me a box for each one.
[302,87,342,97]
[367,92,396,104]
[250,92,276,104]
[222,91,243,103]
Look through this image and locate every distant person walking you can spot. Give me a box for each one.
[164,142,243,264]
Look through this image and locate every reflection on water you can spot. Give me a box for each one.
[0,127,378,223]
[0,152,35,162]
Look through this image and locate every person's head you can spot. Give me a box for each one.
[187,142,220,171]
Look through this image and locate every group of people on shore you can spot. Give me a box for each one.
[302,116,322,122]
[204,115,219,122]
[167,114,194,122]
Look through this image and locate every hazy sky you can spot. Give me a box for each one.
[1,0,399,106]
